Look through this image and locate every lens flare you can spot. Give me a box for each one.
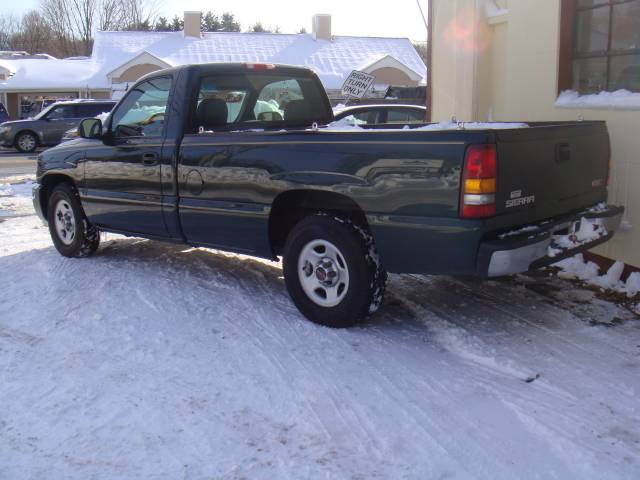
[443,8,492,53]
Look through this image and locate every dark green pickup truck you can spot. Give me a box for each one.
[33,63,623,327]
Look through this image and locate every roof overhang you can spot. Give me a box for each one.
[358,55,424,83]
[0,87,111,93]
[106,51,172,80]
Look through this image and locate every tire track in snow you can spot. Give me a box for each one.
[433,275,640,401]
[390,274,640,477]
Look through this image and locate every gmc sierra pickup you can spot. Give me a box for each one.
[33,63,624,327]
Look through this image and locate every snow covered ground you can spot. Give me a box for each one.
[1,176,639,479]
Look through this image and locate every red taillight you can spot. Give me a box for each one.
[244,63,276,70]
[460,144,497,218]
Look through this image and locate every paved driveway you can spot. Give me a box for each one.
[0,149,39,178]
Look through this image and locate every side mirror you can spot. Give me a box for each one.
[79,118,102,139]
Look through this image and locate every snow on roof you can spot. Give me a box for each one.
[0,30,426,92]
[0,58,102,91]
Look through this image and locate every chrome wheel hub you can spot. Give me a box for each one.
[18,134,35,151]
[298,239,349,307]
[53,199,76,245]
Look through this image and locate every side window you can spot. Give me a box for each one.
[387,109,425,124]
[76,104,112,118]
[75,105,92,118]
[338,110,379,126]
[46,105,78,120]
[406,109,426,122]
[111,77,172,137]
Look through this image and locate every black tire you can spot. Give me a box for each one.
[283,214,386,328]
[14,131,38,153]
[47,183,100,257]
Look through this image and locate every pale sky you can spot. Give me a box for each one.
[6,0,429,42]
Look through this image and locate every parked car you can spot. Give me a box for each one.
[0,102,9,123]
[61,111,112,142]
[33,63,623,328]
[333,104,427,125]
[0,99,116,153]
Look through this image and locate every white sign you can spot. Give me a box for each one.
[341,70,375,98]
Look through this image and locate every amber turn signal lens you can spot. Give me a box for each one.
[464,178,496,194]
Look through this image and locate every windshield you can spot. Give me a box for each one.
[33,103,57,120]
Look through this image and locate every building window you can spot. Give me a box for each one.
[559,0,640,94]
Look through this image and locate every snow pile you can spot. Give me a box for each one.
[0,179,36,218]
[325,117,364,130]
[0,182,14,196]
[556,89,640,110]
[416,121,528,131]
[554,253,640,298]
[324,120,529,132]
[626,272,640,297]
[555,254,601,282]
[548,217,607,257]
[1,179,34,198]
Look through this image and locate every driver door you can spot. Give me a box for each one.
[82,76,173,236]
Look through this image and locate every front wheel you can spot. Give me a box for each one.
[15,131,38,153]
[47,183,100,257]
[283,215,386,328]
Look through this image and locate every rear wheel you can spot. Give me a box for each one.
[15,131,37,153]
[283,215,386,328]
[47,183,100,257]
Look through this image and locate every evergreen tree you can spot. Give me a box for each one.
[154,17,170,32]
[220,12,240,32]
[170,15,183,31]
[201,11,221,32]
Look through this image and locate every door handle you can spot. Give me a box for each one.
[142,152,158,166]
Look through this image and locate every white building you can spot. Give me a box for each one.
[0,12,426,118]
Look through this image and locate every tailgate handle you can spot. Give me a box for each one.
[556,143,571,164]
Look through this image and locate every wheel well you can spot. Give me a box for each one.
[268,190,370,256]
[14,129,40,146]
[38,175,76,220]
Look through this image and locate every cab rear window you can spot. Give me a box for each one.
[192,72,330,131]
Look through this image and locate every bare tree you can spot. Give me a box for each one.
[41,0,74,57]
[7,0,170,58]
[12,10,54,55]
[0,14,19,51]
[119,0,161,30]
[98,0,126,31]
[68,0,97,54]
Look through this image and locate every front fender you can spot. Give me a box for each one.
[32,184,47,223]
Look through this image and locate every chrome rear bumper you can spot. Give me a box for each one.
[477,204,624,277]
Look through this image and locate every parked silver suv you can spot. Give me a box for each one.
[0,100,116,153]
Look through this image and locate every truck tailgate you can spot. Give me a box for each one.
[493,122,609,223]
